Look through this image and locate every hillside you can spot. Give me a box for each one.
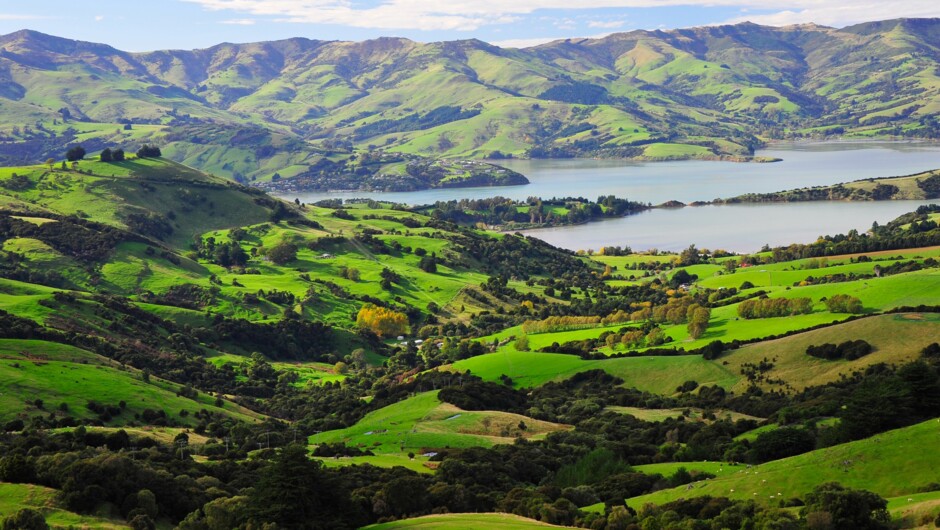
[0,152,939,529]
[2,19,940,189]
[719,167,940,203]
[627,419,940,507]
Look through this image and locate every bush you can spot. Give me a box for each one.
[1,508,49,530]
[266,242,298,265]
[66,145,86,161]
[825,294,863,314]
[807,340,872,361]
[737,297,813,319]
[136,145,162,158]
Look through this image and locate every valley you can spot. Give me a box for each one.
[0,153,939,529]
[1,14,940,530]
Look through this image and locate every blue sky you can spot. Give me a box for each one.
[1,0,939,51]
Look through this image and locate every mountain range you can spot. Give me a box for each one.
[1,18,940,187]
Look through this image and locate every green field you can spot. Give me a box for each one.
[0,339,261,425]
[627,419,940,508]
[309,390,570,469]
[450,350,740,394]
[0,482,127,529]
[363,513,575,529]
[633,461,744,478]
[721,312,940,392]
[608,406,762,423]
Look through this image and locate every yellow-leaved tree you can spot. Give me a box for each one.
[356,304,409,337]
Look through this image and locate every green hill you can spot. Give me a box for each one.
[627,418,940,507]
[3,20,940,187]
[309,390,570,471]
[0,338,261,426]
[363,513,576,529]
[0,483,126,529]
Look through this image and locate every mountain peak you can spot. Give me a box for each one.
[0,28,123,57]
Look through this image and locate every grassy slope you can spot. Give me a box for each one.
[721,312,940,392]
[0,338,261,425]
[309,390,570,471]
[5,22,940,176]
[0,482,127,529]
[0,158,274,248]
[723,168,940,202]
[450,350,740,393]
[608,406,762,423]
[363,513,576,529]
[452,305,940,396]
[627,419,940,508]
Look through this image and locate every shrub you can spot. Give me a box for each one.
[825,294,863,314]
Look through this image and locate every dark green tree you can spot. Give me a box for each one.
[801,482,889,529]
[266,241,297,265]
[100,148,113,162]
[137,145,162,158]
[1,509,49,530]
[66,145,86,162]
[248,444,356,529]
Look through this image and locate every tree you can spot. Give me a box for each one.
[0,454,35,483]
[266,241,298,265]
[100,148,113,162]
[800,482,889,529]
[248,444,355,529]
[1,509,49,530]
[137,145,162,158]
[678,244,702,266]
[419,255,438,273]
[356,304,409,338]
[113,149,126,161]
[687,305,710,339]
[825,294,863,314]
[44,158,55,170]
[66,145,86,162]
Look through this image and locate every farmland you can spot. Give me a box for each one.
[0,153,939,529]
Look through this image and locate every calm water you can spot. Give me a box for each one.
[522,201,937,253]
[285,141,940,252]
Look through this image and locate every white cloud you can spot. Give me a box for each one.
[0,14,45,20]
[488,36,563,48]
[94,15,105,22]
[588,20,626,29]
[722,2,940,27]
[179,0,940,31]
[220,18,257,25]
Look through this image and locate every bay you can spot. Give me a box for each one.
[520,201,937,254]
[284,141,940,252]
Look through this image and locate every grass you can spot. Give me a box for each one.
[449,350,740,394]
[607,406,762,423]
[453,310,940,397]
[633,461,745,478]
[205,352,347,387]
[696,247,940,290]
[0,482,127,529]
[887,490,940,528]
[720,313,940,392]
[0,158,275,248]
[309,390,569,469]
[0,338,261,425]
[362,513,576,529]
[627,419,940,508]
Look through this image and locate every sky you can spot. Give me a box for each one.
[1,0,940,51]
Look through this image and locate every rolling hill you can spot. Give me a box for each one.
[2,19,940,188]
